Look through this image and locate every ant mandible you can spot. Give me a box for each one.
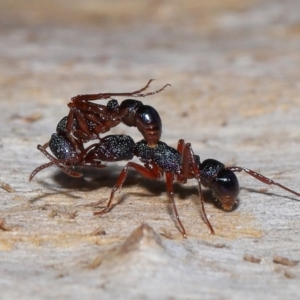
[93,138,300,238]
[66,79,170,148]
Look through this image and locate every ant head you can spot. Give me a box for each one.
[200,159,239,210]
[211,169,239,211]
[136,105,162,146]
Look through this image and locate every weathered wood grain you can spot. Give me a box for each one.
[1,0,300,299]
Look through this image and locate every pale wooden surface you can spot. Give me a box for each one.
[1,0,300,299]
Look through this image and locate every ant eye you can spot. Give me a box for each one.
[211,169,239,211]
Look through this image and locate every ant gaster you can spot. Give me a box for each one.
[66,79,170,147]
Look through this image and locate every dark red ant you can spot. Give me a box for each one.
[29,119,136,181]
[30,80,169,179]
[93,139,300,238]
[30,127,300,237]
[66,79,170,147]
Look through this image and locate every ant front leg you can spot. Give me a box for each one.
[177,139,185,155]
[68,97,109,114]
[93,162,162,215]
[29,144,83,180]
[66,108,95,144]
[29,161,58,181]
[71,80,170,102]
[227,166,300,197]
[178,140,215,234]
[71,79,154,102]
[131,82,171,98]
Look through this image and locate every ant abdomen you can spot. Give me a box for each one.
[56,116,68,134]
[85,135,135,163]
[56,116,79,135]
[49,133,78,161]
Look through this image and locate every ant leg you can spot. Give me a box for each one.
[227,167,300,197]
[38,144,83,177]
[71,80,170,102]
[42,141,50,148]
[29,159,82,181]
[65,108,94,150]
[32,145,82,179]
[177,139,201,179]
[181,143,215,234]
[176,139,185,155]
[29,142,54,180]
[165,172,187,238]
[64,109,85,150]
[177,139,195,180]
[131,83,171,98]
[29,161,56,181]
[94,162,162,215]
[71,79,154,102]
[68,100,109,116]
[67,108,91,138]
[83,113,120,135]
[122,79,154,96]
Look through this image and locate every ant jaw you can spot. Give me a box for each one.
[222,205,233,211]
[218,196,236,211]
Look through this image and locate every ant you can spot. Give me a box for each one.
[30,80,169,180]
[30,129,300,238]
[66,79,170,148]
[92,138,300,238]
